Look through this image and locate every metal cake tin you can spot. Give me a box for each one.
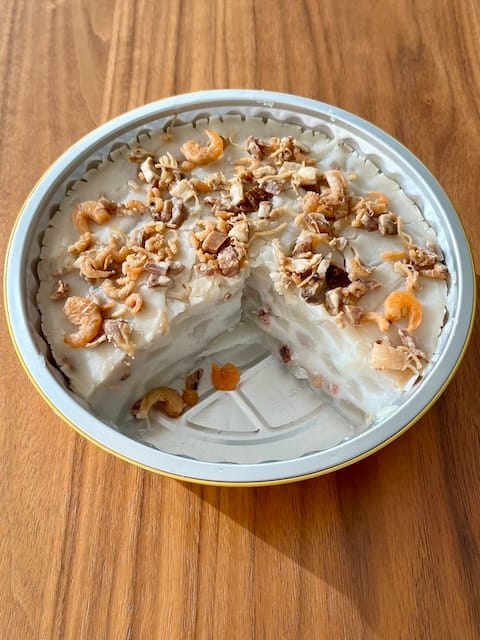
[4,90,476,485]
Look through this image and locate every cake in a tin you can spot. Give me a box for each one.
[37,115,448,425]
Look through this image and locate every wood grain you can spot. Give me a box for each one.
[1,1,479,638]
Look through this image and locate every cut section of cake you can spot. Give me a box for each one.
[37,115,448,426]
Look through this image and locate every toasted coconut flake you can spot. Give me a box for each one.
[370,337,423,373]
[103,319,135,356]
[50,279,69,301]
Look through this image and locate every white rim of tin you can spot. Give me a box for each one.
[4,90,476,485]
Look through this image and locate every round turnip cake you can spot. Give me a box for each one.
[37,115,448,432]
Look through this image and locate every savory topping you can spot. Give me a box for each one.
[139,157,159,183]
[103,277,136,300]
[103,319,135,356]
[326,264,351,289]
[370,334,425,373]
[378,212,399,235]
[68,232,93,254]
[211,362,241,390]
[72,199,116,235]
[182,368,204,406]
[384,290,423,333]
[343,304,363,327]
[132,386,184,419]
[348,255,374,282]
[39,118,449,426]
[202,230,229,254]
[180,129,224,166]
[157,197,188,228]
[125,293,143,314]
[217,245,241,277]
[63,296,103,348]
[50,279,69,301]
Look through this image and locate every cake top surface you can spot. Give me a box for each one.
[37,115,448,431]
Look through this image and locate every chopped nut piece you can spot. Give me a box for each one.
[195,262,216,276]
[217,245,240,277]
[257,201,273,219]
[238,186,273,213]
[228,220,249,244]
[159,197,188,228]
[145,261,168,276]
[378,212,398,235]
[290,256,317,277]
[147,274,171,287]
[304,212,331,234]
[230,181,244,206]
[294,166,319,186]
[263,179,287,195]
[202,230,229,254]
[342,280,370,303]
[329,236,348,251]
[351,199,378,230]
[292,230,313,256]
[325,287,343,316]
[145,258,184,283]
[344,304,363,326]
[166,260,185,276]
[245,136,268,160]
[300,278,326,304]
[139,157,159,183]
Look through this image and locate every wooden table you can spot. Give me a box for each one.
[2,1,479,638]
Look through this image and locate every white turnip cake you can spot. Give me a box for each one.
[37,116,448,426]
